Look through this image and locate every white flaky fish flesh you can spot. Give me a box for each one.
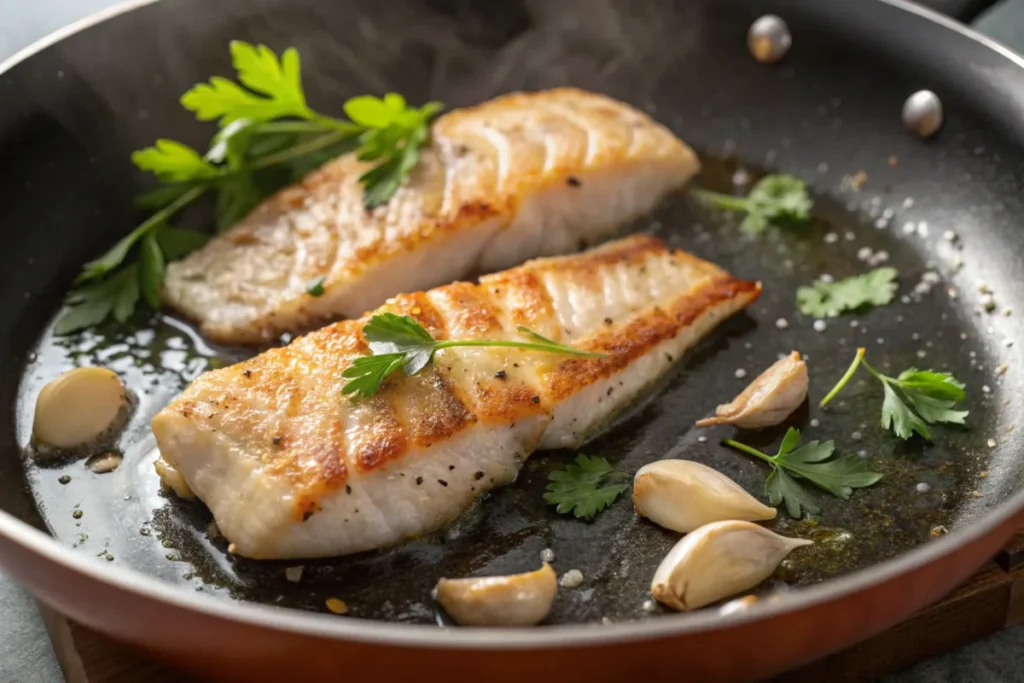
[161,88,700,344]
[152,235,760,559]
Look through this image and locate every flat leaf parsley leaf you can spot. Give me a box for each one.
[341,313,604,397]
[56,41,443,335]
[724,427,883,519]
[692,174,813,235]
[797,267,898,318]
[544,454,629,521]
[820,348,968,440]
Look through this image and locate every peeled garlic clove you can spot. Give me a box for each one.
[696,351,808,429]
[33,367,132,449]
[435,563,557,627]
[651,520,811,611]
[633,460,776,532]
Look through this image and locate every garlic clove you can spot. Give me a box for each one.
[651,520,811,611]
[696,351,808,429]
[33,367,132,449]
[435,563,557,627]
[633,460,776,532]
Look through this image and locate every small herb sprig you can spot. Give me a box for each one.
[341,313,603,397]
[56,41,442,334]
[692,174,812,235]
[797,267,898,318]
[724,428,883,519]
[544,454,629,521]
[820,348,968,440]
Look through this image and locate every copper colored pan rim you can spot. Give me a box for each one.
[1,0,1023,651]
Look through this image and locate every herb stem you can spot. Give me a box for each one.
[819,347,867,407]
[433,339,605,358]
[691,188,752,212]
[253,121,334,134]
[249,130,353,170]
[722,439,774,465]
[76,184,208,285]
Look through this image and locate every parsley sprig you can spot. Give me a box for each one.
[341,313,604,397]
[797,268,898,318]
[820,348,968,440]
[692,174,812,235]
[724,428,882,519]
[543,455,629,521]
[56,41,442,334]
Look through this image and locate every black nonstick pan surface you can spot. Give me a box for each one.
[2,0,1024,672]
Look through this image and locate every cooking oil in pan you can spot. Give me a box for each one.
[12,156,1004,623]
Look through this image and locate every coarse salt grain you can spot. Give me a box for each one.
[988,439,997,449]
[642,599,658,613]
[844,231,856,241]
[917,221,929,237]
[775,318,789,329]
[825,232,838,244]
[857,247,872,261]
[902,222,916,235]
[810,419,820,427]
[916,482,931,493]
[851,431,862,441]
[734,368,748,379]
[813,320,827,332]
[540,548,555,563]
[697,435,708,443]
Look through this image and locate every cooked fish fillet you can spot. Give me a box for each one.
[161,88,700,345]
[151,236,760,560]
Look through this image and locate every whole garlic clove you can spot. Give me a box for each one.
[696,351,808,429]
[651,520,811,611]
[435,563,557,627]
[633,460,777,532]
[33,367,133,449]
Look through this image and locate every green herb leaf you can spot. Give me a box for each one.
[214,172,262,232]
[181,42,310,126]
[820,349,969,440]
[55,266,140,334]
[342,313,603,397]
[766,468,820,519]
[138,231,166,310]
[543,454,629,521]
[692,174,813,235]
[306,276,326,297]
[132,139,218,183]
[340,353,405,397]
[156,225,210,261]
[796,267,899,318]
[65,42,444,334]
[724,428,882,519]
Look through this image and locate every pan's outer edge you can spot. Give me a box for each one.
[0,0,1023,652]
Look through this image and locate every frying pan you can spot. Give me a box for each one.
[1,0,1023,680]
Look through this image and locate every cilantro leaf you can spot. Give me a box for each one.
[725,428,882,519]
[55,265,140,334]
[766,468,820,518]
[181,42,310,125]
[342,314,603,397]
[693,174,813,235]
[215,172,262,232]
[341,353,406,397]
[821,349,969,440]
[138,231,165,310]
[797,267,898,318]
[543,454,629,521]
[63,42,444,335]
[132,139,218,183]
[156,225,210,260]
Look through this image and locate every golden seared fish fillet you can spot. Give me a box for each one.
[161,88,700,345]
[152,236,760,560]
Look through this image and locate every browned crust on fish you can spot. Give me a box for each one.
[157,236,756,521]
[162,88,698,345]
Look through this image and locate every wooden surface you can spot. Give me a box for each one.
[38,532,1024,683]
